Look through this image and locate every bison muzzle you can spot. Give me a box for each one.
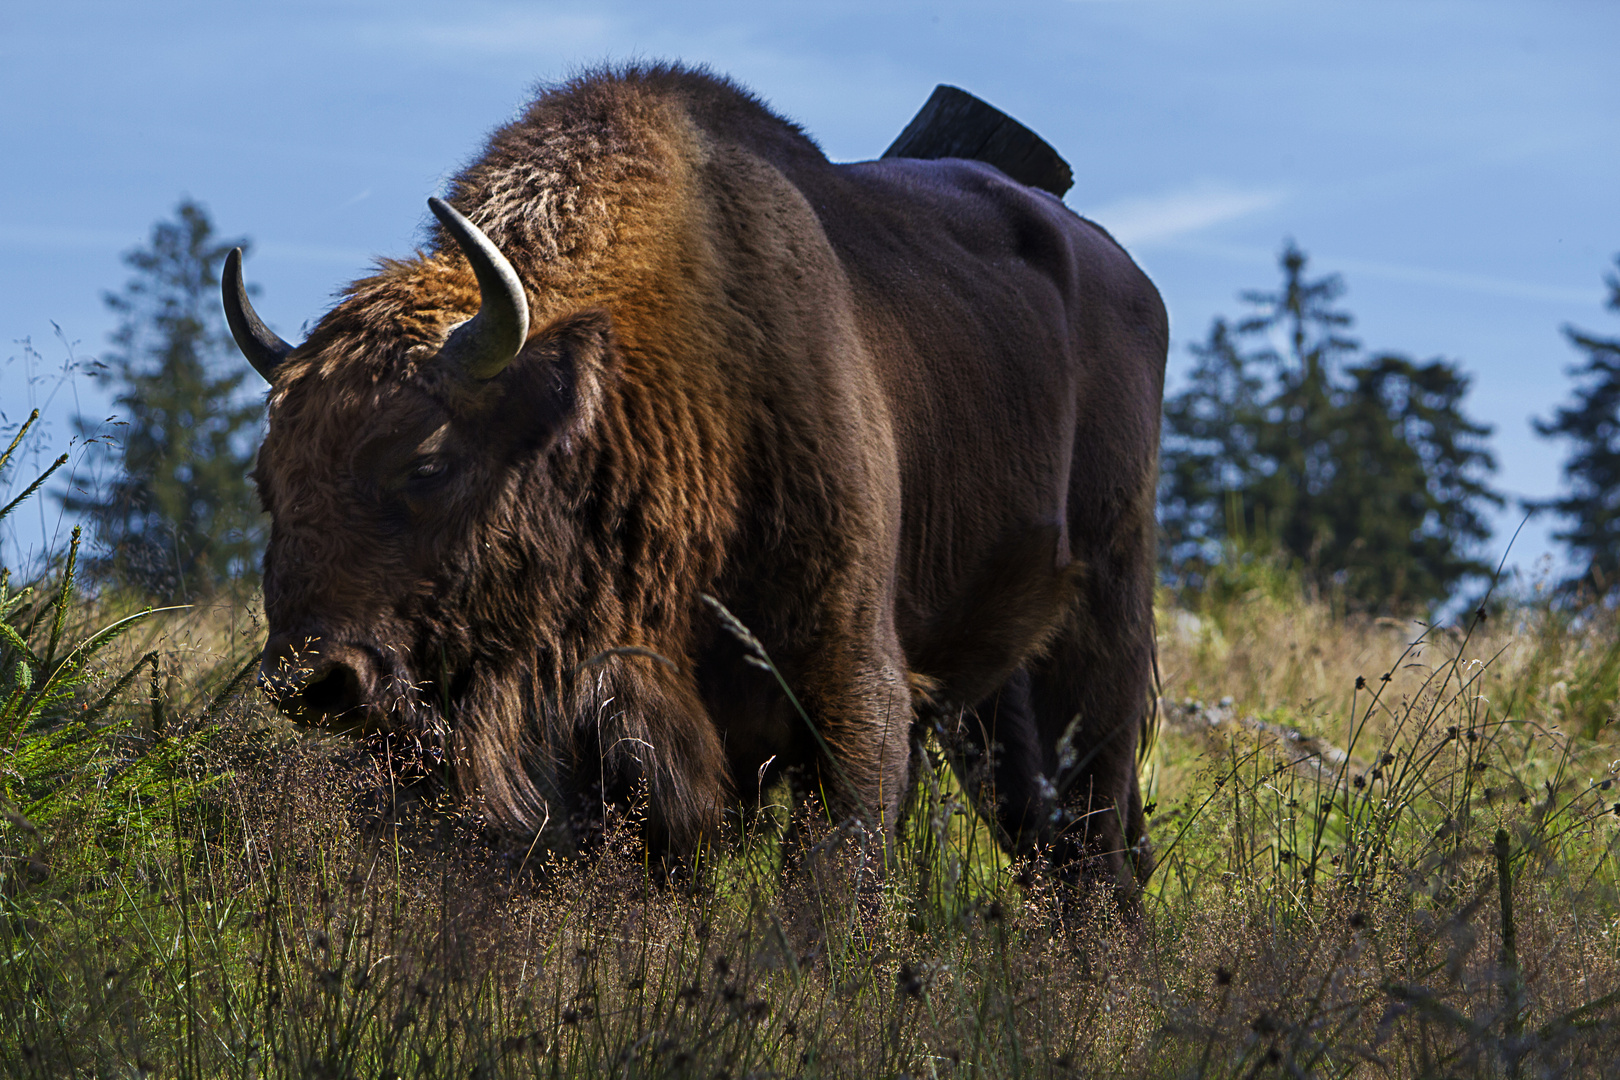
[225,65,1168,892]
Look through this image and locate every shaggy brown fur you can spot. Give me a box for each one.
[247,65,1167,885]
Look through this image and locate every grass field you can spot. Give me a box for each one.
[3,428,1619,1076]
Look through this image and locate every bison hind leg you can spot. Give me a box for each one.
[936,638,1153,911]
[934,668,1053,857]
[1026,625,1154,908]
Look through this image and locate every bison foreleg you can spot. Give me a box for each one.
[582,665,733,860]
[790,644,914,856]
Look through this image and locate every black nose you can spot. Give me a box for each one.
[260,633,377,730]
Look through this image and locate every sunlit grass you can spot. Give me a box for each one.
[4,458,1620,1074]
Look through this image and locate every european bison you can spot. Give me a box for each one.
[226,65,1166,891]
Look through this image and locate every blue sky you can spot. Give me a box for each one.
[2,0,1616,580]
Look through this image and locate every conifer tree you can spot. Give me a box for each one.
[1530,257,1620,596]
[63,200,264,601]
[1160,242,1500,612]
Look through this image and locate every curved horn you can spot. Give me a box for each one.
[428,197,529,381]
[222,248,296,382]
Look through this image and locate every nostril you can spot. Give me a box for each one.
[301,663,363,716]
[260,633,329,702]
[259,633,377,726]
[260,657,328,707]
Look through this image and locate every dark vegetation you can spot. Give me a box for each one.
[63,200,263,603]
[1159,243,1500,613]
[1530,256,1620,598]
[1,208,1618,1075]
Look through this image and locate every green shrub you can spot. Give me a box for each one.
[2,405,1619,1076]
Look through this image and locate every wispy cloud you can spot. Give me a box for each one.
[1163,239,1604,308]
[376,11,616,56]
[1085,183,1288,247]
[0,223,134,252]
[255,241,378,267]
[1328,253,1602,308]
[0,225,366,270]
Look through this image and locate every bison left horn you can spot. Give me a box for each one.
[223,247,296,381]
[428,197,530,381]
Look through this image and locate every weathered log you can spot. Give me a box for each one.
[882,84,1073,198]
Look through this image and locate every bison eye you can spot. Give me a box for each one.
[404,456,453,489]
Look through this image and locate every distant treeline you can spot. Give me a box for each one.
[1161,242,1620,613]
[58,201,1620,615]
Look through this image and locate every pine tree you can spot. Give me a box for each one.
[1333,353,1499,602]
[1530,257,1620,596]
[63,200,264,601]
[1158,317,1265,568]
[1160,242,1501,612]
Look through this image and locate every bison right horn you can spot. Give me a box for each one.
[223,247,296,381]
[428,197,530,381]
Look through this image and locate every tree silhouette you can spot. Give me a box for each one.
[1161,242,1500,612]
[1530,256,1620,597]
[63,200,264,601]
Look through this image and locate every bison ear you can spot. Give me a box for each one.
[474,307,618,454]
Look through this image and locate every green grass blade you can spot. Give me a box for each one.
[0,452,69,527]
[0,409,39,481]
[43,525,81,671]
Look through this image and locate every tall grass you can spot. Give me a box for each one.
[2,447,1618,1075]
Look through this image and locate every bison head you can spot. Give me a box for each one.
[226,199,619,829]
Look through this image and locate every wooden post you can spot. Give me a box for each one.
[1495,827,1525,1072]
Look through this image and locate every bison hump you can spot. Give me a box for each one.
[881,84,1073,198]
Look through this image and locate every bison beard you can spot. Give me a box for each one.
[228,65,1168,896]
